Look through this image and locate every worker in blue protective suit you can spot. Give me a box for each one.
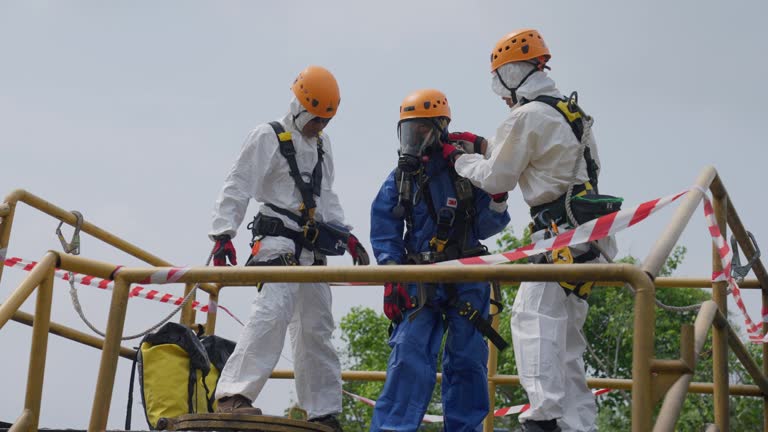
[369,89,511,432]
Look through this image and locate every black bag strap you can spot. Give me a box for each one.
[268,121,323,222]
[529,94,599,189]
[124,350,139,430]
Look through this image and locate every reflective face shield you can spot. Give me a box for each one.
[397,119,440,173]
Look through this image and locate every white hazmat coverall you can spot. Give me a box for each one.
[210,97,346,419]
[455,63,616,432]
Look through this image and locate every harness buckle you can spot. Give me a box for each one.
[261,217,283,236]
[429,237,449,253]
[437,207,456,226]
[303,222,320,244]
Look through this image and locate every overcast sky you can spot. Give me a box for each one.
[2,0,767,428]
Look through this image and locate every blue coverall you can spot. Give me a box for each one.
[369,155,510,431]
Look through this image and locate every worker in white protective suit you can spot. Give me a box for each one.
[442,29,619,432]
[208,65,369,432]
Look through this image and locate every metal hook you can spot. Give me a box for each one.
[56,210,83,255]
[730,231,760,282]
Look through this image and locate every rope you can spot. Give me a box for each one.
[563,117,704,314]
[59,211,214,340]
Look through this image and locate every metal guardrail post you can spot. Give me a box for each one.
[0,193,22,286]
[711,177,768,431]
[204,286,220,335]
[0,252,57,330]
[712,190,730,431]
[23,269,54,432]
[180,282,197,326]
[641,166,717,278]
[629,267,656,432]
[654,302,718,431]
[8,409,32,432]
[87,277,131,432]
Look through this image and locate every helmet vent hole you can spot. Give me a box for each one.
[423,101,431,109]
[497,48,502,53]
[311,99,319,107]
[511,39,516,43]
[529,33,533,37]
[505,46,510,50]
[522,38,527,43]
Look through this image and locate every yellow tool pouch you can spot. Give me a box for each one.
[129,322,236,429]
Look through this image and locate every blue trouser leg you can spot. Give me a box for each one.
[370,299,444,432]
[442,282,490,431]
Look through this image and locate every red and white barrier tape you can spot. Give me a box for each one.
[703,195,766,343]
[117,189,686,286]
[436,190,689,266]
[343,388,612,423]
[2,187,761,339]
[1,257,244,326]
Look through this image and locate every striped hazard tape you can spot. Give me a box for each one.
[343,388,612,423]
[2,187,761,340]
[2,257,244,325]
[703,195,767,343]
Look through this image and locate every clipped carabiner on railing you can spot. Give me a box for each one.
[730,231,761,283]
[55,210,84,256]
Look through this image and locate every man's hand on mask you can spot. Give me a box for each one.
[441,143,466,165]
[448,131,487,155]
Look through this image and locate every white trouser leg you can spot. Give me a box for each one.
[289,282,341,419]
[512,281,568,423]
[215,282,299,401]
[559,296,596,432]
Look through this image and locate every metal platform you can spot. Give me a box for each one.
[156,413,334,432]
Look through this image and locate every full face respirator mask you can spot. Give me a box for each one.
[397,119,442,173]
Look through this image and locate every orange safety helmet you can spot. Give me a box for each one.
[291,65,341,118]
[490,29,551,72]
[399,89,451,122]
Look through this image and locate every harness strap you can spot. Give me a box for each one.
[247,212,314,257]
[268,121,324,222]
[526,93,599,190]
[444,283,508,350]
[245,252,299,292]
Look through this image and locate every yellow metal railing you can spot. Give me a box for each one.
[1,166,767,431]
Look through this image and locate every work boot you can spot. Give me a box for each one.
[309,414,343,432]
[520,419,561,432]
[215,394,263,416]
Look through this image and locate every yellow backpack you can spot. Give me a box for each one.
[126,323,235,429]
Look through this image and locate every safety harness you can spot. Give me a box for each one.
[391,163,508,350]
[523,92,623,299]
[247,121,324,261]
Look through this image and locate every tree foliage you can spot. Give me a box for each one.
[335,226,764,431]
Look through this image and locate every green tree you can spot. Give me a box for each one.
[337,226,764,430]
